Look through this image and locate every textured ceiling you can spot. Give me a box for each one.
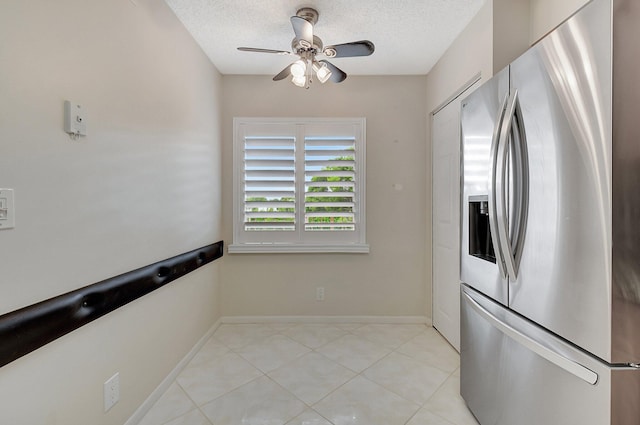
[164,0,485,76]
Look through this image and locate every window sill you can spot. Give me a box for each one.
[228,243,370,254]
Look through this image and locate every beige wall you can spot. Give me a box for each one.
[221,75,428,317]
[425,1,494,112]
[0,1,223,424]
[530,0,590,43]
[424,0,591,113]
[424,0,494,318]
[493,0,531,72]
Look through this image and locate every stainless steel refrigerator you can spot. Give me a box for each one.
[459,0,640,423]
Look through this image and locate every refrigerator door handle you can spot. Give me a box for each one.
[509,90,529,277]
[462,288,599,385]
[495,89,529,281]
[489,92,510,279]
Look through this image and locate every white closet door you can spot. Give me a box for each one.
[432,80,480,351]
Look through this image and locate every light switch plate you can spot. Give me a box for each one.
[64,100,87,136]
[0,188,15,230]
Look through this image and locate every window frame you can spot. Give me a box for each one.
[230,117,369,254]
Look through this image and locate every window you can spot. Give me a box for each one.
[230,117,368,253]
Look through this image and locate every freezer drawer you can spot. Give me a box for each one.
[460,284,640,425]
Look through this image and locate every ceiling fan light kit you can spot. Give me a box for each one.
[237,7,375,89]
[312,61,331,83]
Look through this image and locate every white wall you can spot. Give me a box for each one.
[0,1,223,424]
[221,75,428,317]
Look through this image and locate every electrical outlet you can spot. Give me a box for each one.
[316,287,325,301]
[0,188,15,230]
[104,372,120,412]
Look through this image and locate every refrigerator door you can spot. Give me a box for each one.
[507,0,614,362]
[461,284,614,425]
[460,68,509,305]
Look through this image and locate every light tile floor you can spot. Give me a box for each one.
[137,323,480,425]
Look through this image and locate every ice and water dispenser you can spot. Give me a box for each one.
[468,195,496,263]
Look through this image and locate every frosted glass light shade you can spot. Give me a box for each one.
[313,62,332,84]
[291,75,306,87]
[291,60,306,77]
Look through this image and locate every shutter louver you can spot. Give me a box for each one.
[304,136,356,231]
[243,136,295,231]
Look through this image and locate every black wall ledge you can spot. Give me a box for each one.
[0,241,223,368]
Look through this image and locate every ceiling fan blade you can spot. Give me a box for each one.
[237,47,291,55]
[324,41,375,58]
[290,16,313,47]
[273,64,293,81]
[319,60,347,83]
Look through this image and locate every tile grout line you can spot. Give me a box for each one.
[145,322,460,425]
[295,326,428,423]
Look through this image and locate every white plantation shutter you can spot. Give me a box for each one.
[232,118,368,253]
[243,135,296,231]
[304,134,356,231]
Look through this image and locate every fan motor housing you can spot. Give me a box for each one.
[292,35,323,54]
[296,7,319,25]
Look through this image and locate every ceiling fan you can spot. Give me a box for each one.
[237,7,375,88]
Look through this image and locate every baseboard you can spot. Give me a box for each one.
[124,318,222,425]
[221,315,432,326]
